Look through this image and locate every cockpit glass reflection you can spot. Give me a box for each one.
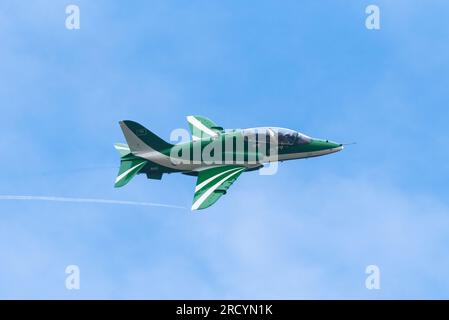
[242,127,311,146]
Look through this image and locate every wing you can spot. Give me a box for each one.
[187,115,224,141]
[191,166,246,210]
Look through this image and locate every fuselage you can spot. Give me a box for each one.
[135,127,343,175]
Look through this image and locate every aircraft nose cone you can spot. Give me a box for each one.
[325,140,342,150]
[311,139,343,152]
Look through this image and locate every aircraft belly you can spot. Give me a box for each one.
[138,152,195,171]
[277,147,343,161]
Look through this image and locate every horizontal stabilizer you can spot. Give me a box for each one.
[114,156,147,188]
[114,143,131,157]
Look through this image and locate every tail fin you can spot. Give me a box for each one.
[114,144,147,188]
[119,120,173,154]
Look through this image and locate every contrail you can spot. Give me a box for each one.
[0,195,186,210]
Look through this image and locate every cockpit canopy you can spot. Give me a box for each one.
[241,127,311,145]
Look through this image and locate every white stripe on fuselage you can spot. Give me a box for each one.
[136,141,342,171]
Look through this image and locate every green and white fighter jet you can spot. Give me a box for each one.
[115,116,343,210]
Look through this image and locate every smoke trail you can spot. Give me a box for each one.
[0,195,186,210]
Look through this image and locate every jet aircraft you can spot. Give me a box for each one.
[115,116,343,210]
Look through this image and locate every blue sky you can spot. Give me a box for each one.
[1,0,449,299]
